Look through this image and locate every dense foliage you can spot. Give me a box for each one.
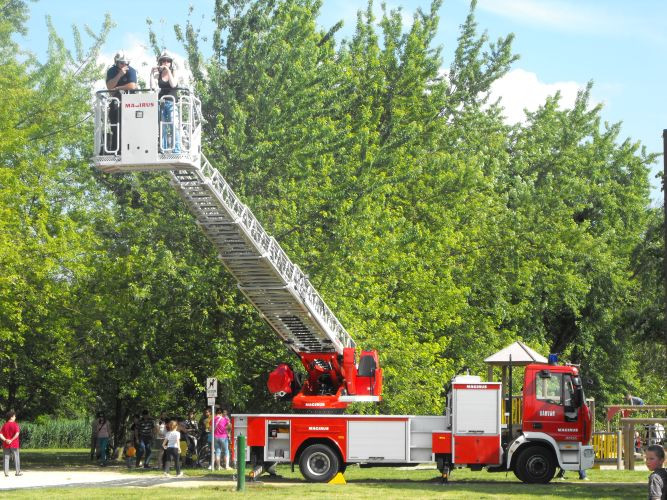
[20,418,90,449]
[0,0,664,441]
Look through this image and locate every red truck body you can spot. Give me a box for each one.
[234,362,594,484]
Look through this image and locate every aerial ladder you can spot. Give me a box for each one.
[92,86,382,411]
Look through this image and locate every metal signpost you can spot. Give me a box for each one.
[206,377,217,471]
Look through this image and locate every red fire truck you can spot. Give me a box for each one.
[233,362,594,484]
[91,87,594,484]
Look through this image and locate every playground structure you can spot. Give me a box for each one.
[595,405,666,470]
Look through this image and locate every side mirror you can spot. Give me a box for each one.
[574,387,584,407]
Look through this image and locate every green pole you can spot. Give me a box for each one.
[236,434,246,491]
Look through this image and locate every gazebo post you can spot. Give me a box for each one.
[487,365,493,382]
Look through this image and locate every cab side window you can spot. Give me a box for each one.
[535,373,563,405]
[563,375,575,408]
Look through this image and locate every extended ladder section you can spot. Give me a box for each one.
[92,89,354,355]
[169,156,355,354]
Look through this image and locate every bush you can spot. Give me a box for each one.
[21,418,91,449]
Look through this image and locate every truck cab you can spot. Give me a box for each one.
[437,362,594,483]
[504,362,594,482]
[522,364,592,445]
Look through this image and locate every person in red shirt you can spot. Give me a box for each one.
[0,410,21,477]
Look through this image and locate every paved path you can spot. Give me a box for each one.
[0,470,236,490]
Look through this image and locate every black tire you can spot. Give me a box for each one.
[298,444,339,483]
[512,464,526,482]
[338,464,347,474]
[515,446,556,484]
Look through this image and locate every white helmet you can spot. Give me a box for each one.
[157,50,174,63]
[114,52,130,65]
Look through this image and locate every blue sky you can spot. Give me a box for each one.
[22,0,667,202]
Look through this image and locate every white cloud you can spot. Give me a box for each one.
[477,0,601,32]
[489,68,583,123]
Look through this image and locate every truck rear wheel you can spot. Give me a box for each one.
[299,443,339,483]
[515,446,556,484]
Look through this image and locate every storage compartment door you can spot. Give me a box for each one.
[453,387,500,434]
[266,420,290,462]
[432,432,452,454]
[453,435,501,465]
[347,420,407,461]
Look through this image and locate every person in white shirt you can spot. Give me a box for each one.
[161,420,183,477]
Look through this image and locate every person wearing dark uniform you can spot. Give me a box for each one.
[104,51,137,153]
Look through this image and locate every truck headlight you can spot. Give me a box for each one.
[584,448,594,458]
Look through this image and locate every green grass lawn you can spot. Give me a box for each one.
[6,449,650,499]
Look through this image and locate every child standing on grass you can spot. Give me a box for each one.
[123,440,136,469]
[0,411,22,477]
[646,444,667,500]
[162,420,183,477]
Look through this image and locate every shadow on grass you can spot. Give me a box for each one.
[356,481,641,498]
[21,450,95,469]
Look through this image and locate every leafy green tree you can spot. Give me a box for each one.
[3,0,659,427]
[0,2,113,417]
[173,0,524,414]
[493,87,654,405]
[623,207,667,403]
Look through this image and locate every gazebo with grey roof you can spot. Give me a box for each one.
[484,340,548,389]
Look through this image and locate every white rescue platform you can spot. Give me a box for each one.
[92,89,202,173]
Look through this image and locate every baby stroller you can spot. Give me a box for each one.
[181,431,199,467]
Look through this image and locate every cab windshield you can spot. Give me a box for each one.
[536,373,562,405]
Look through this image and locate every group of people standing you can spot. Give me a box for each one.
[116,406,232,477]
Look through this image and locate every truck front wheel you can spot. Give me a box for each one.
[514,446,556,484]
[299,443,339,483]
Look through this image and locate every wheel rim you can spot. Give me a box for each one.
[526,454,548,478]
[306,451,331,477]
